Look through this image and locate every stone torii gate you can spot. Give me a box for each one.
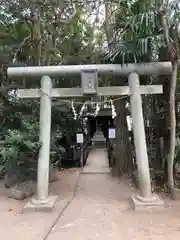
[7,62,172,211]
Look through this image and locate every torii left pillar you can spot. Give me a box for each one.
[24,76,58,212]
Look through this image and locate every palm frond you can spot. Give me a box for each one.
[106,33,165,64]
[108,0,180,64]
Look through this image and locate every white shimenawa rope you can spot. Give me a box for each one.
[71,99,118,120]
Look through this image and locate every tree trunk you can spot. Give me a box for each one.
[113,99,132,175]
[159,47,171,156]
[160,11,178,194]
[168,61,178,192]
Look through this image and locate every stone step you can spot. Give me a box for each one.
[82,168,111,174]
[92,143,106,150]
[92,138,106,142]
[92,132,106,142]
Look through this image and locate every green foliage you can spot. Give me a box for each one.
[0,118,40,177]
[0,0,101,177]
[107,0,180,63]
[50,130,66,168]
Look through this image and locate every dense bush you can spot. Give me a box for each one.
[0,95,83,182]
[50,129,66,168]
[0,116,40,179]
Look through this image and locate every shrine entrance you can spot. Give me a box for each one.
[7,62,170,211]
[87,112,114,146]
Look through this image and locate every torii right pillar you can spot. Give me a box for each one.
[128,72,164,211]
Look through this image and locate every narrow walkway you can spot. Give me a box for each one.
[47,149,180,240]
[48,148,135,239]
[82,148,110,174]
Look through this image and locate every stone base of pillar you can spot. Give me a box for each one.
[23,195,58,213]
[131,194,164,211]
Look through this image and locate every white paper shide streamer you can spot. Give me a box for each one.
[110,100,117,119]
[94,102,100,117]
[79,102,86,118]
[71,101,77,120]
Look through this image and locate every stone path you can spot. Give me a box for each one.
[82,148,110,174]
[47,149,180,240]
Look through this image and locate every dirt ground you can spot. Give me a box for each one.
[0,168,80,240]
[47,173,180,240]
[1,149,180,239]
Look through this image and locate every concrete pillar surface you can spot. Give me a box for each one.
[37,75,52,201]
[128,72,152,198]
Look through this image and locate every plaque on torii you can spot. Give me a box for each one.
[81,70,98,95]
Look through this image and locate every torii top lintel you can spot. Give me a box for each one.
[7,62,174,78]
